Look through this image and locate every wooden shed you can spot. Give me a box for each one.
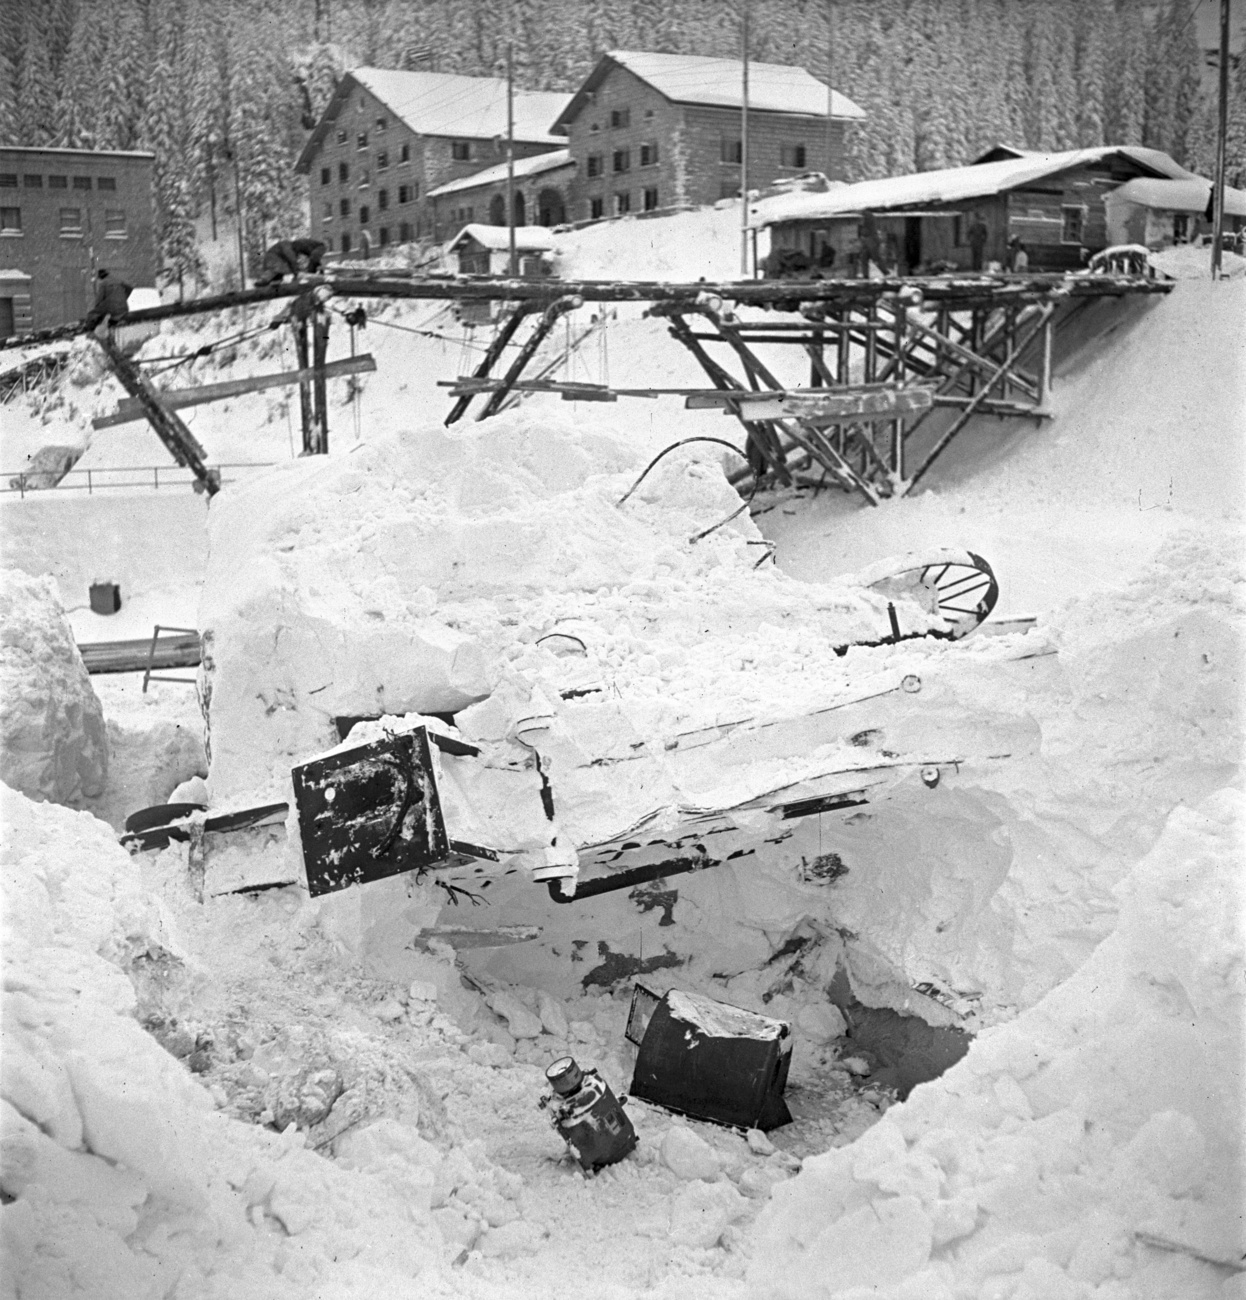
[445,223,557,278]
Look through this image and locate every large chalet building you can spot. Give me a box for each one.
[551,51,864,221]
[294,68,571,251]
[0,145,156,336]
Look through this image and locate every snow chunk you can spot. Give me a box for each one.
[660,1125,721,1180]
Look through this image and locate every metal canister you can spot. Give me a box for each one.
[542,1056,637,1172]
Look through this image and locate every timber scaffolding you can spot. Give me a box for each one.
[0,271,1171,501]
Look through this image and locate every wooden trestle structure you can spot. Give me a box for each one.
[0,271,1170,503]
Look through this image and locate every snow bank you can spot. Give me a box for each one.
[1149,244,1246,279]
[745,788,1245,1300]
[0,570,107,804]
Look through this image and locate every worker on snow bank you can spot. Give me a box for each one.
[82,269,132,331]
[255,237,327,286]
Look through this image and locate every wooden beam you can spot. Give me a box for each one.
[92,355,377,429]
[443,303,535,425]
[729,385,934,421]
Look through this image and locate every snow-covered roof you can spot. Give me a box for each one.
[0,268,31,279]
[428,149,573,199]
[751,146,1197,227]
[296,68,570,170]
[447,223,556,253]
[0,144,155,160]
[553,51,864,131]
[1108,175,1246,218]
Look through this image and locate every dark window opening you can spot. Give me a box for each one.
[1062,205,1084,243]
[59,207,81,231]
[590,196,604,219]
[614,191,630,215]
[339,162,349,183]
[342,232,351,252]
[643,186,659,211]
[451,141,472,161]
[612,149,630,173]
[610,108,630,128]
[586,154,602,178]
[322,201,332,221]
[720,138,742,164]
[379,226,389,246]
[378,189,388,210]
[0,174,16,187]
[0,207,20,231]
[23,175,42,188]
[340,197,351,216]
[780,144,807,168]
[489,194,505,225]
[97,176,116,191]
[321,167,331,185]
[72,176,91,190]
[398,184,412,203]
[376,116,388,130]
[359,204,370,224]
[639,142,659,166]
[357,132,368,149]
[49,175,67,189]
[377,150,389,170]
[337,129,348,144]
[400,143,411,162]
[104,209,126,236]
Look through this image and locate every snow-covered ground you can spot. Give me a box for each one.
[1,203,1243,1299]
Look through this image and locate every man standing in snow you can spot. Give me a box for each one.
[966,214,988,271]
[256,237,327,286]
[82,269,131,331]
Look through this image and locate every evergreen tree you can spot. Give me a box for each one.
[1074,0,1110,147]
[1105,0,1148,144]
[15,8,59,145]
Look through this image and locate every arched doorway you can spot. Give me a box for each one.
[537,188,566,227]
[513,191,526,226]
[489,194,505,226]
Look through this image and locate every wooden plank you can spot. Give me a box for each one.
[734,385,935,421]
[93,354,376,429]
[79,634,201,675]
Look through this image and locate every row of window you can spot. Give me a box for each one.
[320,147,414,186]
[323,186,417,222]
[0,173,117,191]
[0,206,127,235]
[587,188,660,219]
[586,143,659,178]
[335,115,390,145]
[336,222,414,254]
[587,107,653,132]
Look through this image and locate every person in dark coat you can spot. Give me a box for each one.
[966,214,989,271]
[256,237,327,286]
[859,211,882,277]
[82,269,132,329]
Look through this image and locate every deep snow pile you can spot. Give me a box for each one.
[0,569,107,805]
[746,788,1245,1300]
[1149,244,1246,278]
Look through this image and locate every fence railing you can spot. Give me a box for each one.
[2,461,276,498]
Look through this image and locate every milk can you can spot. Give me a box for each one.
[539,1056,637,1172]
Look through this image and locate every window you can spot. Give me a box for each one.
[359,204,370,224]
[339,162,349,183]
[358,169,370,188]
[379,226,389,246]
[357,131,368,149]
[378,188,388,210]
[342,232,352,252]
[337,129,348,144]
[589,122,600,133]
[377,150,389,169]
[612,149,630,173]
[59,207,81,233]
[586,154,603,178]
[590,196,604,219]
[1173,213,1190,242]
[451,141,472,161]
[340,197,351,216]
[1061,205,1084,243]
[321,167,331,185]
[0,174,15,187]
[49,175,67,189]
[104,209,127,237]
[610,108,630,128]
[398,184,412,203]
[400,143,411,162]
[322,201,333,221]
[23,175,41,188]
[376,116,388,131]
[614,191,630,215]
[780,143,807,168]
[953,215,963,247]
[357,97,365,113]
[73,176,91,190]
[399,221,412,241]
[643,186,659,211]
[97,176,116,191]
[639,141,659,167]
[0,207,20,232]
[644,108,655,119]
[720,138,742,164]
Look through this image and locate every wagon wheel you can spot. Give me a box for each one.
[855,548,999,640]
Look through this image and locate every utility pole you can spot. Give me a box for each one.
[1210,0,1230,279]
[825,0,835,180]
[740,2,750,277]
[232,150,247,291]
[507,43,517,278]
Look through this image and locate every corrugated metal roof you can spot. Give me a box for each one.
[751,146,1197,226]
[428,149,573,199]
[447,223,556,252]
[552,51,864,131]
[353,67,569,143]
[1108,175,1246,217]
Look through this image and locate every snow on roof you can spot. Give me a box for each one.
[751,146,1197,227]
[1109,175,1246,218]
[0,268,31,279]
[427,149,573,199]
[0,144,155,159]
[447,223,556,253]
[553,51,864,131]
[352,67,569,144]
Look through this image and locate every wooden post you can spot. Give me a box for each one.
[810,324,824,387]
[478,296,583,420]
[311,304,330,454]
[292,299,314,454]
[445,304,534,424]
[1035,311,1054,416]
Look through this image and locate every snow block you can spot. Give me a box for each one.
[0,570,107,805]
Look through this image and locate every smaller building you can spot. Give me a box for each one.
[427,150,575,235]
[551,51,864,223]
[446,224,556,277]
[0,146,156,336]
[1104,176,1246,248]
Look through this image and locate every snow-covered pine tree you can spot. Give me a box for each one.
[54,10,101,151]
[14,8,60,145]
[1074,0,1110,147]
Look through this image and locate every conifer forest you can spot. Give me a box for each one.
[1,0,1242,284]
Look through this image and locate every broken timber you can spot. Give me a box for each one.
[95,335,220,495]
[92,354,376,429]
